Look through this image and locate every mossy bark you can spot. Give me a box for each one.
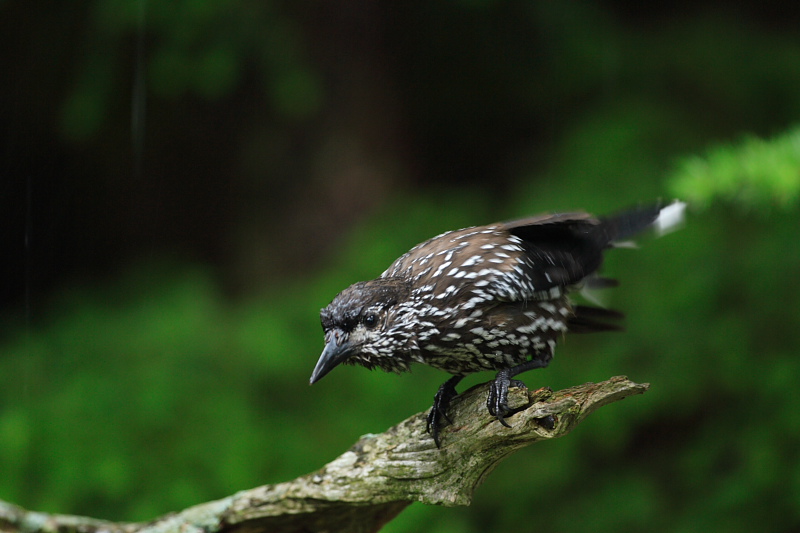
[0,376,648,533]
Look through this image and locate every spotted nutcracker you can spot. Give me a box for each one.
[310,201,685,446]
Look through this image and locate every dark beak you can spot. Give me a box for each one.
[309,329,353,384]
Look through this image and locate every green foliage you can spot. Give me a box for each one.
[670,127,800,210]
[6,2,800,533]
[3,154,800,531]
[61,0,322,140]
[60,50,118,142]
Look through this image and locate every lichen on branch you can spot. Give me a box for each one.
[0,376,648,533]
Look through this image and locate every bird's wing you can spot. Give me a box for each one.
[496,204,668,297]
[381,204,673,304]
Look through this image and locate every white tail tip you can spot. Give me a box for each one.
[654,201,687,236]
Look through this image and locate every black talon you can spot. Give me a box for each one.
[487,360,549,427]
[427,375,463,447]
[488,373,527,427]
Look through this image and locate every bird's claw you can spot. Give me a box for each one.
[427,376,462,447]
[487,376,527,427]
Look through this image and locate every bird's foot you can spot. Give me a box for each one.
[427,375,463,447]
[487,375,527,427]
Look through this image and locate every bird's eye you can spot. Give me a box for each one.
[363,313,378,329]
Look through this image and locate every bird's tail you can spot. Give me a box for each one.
[598,200,686,248]
[570,200,685,333]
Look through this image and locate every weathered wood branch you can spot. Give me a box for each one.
[0,376,648,533]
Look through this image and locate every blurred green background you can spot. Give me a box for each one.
[2,1,800,532]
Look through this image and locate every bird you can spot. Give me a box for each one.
[310,201,685,446]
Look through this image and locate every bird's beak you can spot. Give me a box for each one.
[309,329,353,384]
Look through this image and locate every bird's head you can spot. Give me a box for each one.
[310,278,412,384]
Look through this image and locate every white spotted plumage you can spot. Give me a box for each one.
[313,202,684,440]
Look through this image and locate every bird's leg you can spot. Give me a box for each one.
[488,358,549,427]
[427,375,464,447]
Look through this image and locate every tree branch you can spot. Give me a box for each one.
[0,376,648,533]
